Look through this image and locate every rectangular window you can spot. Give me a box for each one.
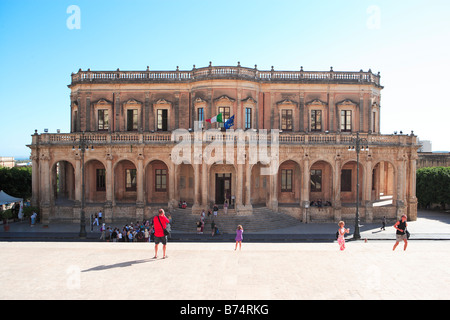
[310,169,322,192]
[245,107,252,129]
[125,169,137,191]
[73,110,78,132]
[96,169,106,191]
[310,110,322,132]
[157,109,168,131]
[197,107,204,129]
[127,109,138,131]
[341,169,352,192]
[218,106,230,128]
[281,169,293,192]
[155,169,167,192]
[372,111,376,132]
[340,110,352,132]
[98,109,109,131]
[281,109,293,131]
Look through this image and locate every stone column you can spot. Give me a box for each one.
[191,163,201,213]
[333,157,342,222]
[105,153,113,223]
[136,154,145,221]
[201,163,208,208]
[301,157,310,223]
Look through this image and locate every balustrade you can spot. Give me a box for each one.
[71,65,381,86]
[36,131,415,147]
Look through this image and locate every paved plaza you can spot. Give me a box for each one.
[1,240,449,300]
[1,209,449,301]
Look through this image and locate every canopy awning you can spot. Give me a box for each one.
[0,190,23,205]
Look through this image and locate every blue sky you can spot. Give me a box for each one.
[1,0,449,158]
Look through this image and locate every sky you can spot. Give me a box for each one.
[0,0,449,158]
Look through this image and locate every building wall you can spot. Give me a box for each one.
[29,65,419,223]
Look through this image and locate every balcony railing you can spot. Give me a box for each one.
[33,131,416,147]
[70,65,381,87]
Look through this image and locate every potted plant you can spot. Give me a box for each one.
[2,209,13,231]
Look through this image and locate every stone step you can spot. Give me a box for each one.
[168,207,303,233]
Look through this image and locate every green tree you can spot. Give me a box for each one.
[416,167,450,208]
[0,166,32,200]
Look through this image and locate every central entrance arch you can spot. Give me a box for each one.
[209,164,236,207]
[215,173,231,205]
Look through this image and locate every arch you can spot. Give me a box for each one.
[209,163,236,206]
[278,160,301,204]
[340,160,364,204]
[84,159,106,203]
[372,160,397,206]
[114,159,137,203]
[309,160,333,205]
[50,160,75,205]
[145,160,169,204]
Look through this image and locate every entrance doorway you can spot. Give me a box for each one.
[215,173,231,205]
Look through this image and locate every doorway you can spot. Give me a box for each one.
[215,173,231,205]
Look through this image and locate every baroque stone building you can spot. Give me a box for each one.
[28,63,419,224]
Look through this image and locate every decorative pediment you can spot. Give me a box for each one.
[123,98,142,105]
[336,99,358,106]
[94,98,113,105]
[214,95,235,103]
[306,99,327,106]
[194,97,207,104]
[276,99,298,106]
[154,98,172,105]
[241,96,257,104]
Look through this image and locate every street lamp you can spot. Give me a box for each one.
[348,132,369,240]
[72,132,94,238]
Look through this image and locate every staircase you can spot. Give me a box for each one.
[169,206,303,234]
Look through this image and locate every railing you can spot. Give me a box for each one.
[71,65,381,86]
[37,131,416,147]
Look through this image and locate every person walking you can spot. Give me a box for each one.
[213,203,219,219]
[337,221,349,251]
[100,223,106,241]
[393,214,408,251]
[224,200,228,215]
[153,209,170,259]
[234,225,244,251]
[381,216,386,231]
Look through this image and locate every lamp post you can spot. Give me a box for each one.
[348,132,369,240]
[73,132,94,238]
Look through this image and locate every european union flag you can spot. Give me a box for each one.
[224,115,235,129]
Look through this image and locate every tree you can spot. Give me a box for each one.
[416,167,450,209]
[0,167,32,200]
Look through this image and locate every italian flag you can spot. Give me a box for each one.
[205,113,224,124]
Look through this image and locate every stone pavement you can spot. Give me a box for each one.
[1,209,449,241]
[1,241,449,300]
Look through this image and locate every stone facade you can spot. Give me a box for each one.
[28,64,419,224]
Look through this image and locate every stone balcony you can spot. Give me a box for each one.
[30,131,417,148]
[69,64,382,87]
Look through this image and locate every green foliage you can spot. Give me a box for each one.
[416,167,450,207]
[1,209,14,220]
[22,206,39,218]
[0,166,32,200]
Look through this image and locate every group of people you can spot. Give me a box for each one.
[337,214,409,251]
[309,199,332,208]
[94,212,172,244]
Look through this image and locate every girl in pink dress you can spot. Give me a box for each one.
[337,221,350,251]
[234,225,244,251]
